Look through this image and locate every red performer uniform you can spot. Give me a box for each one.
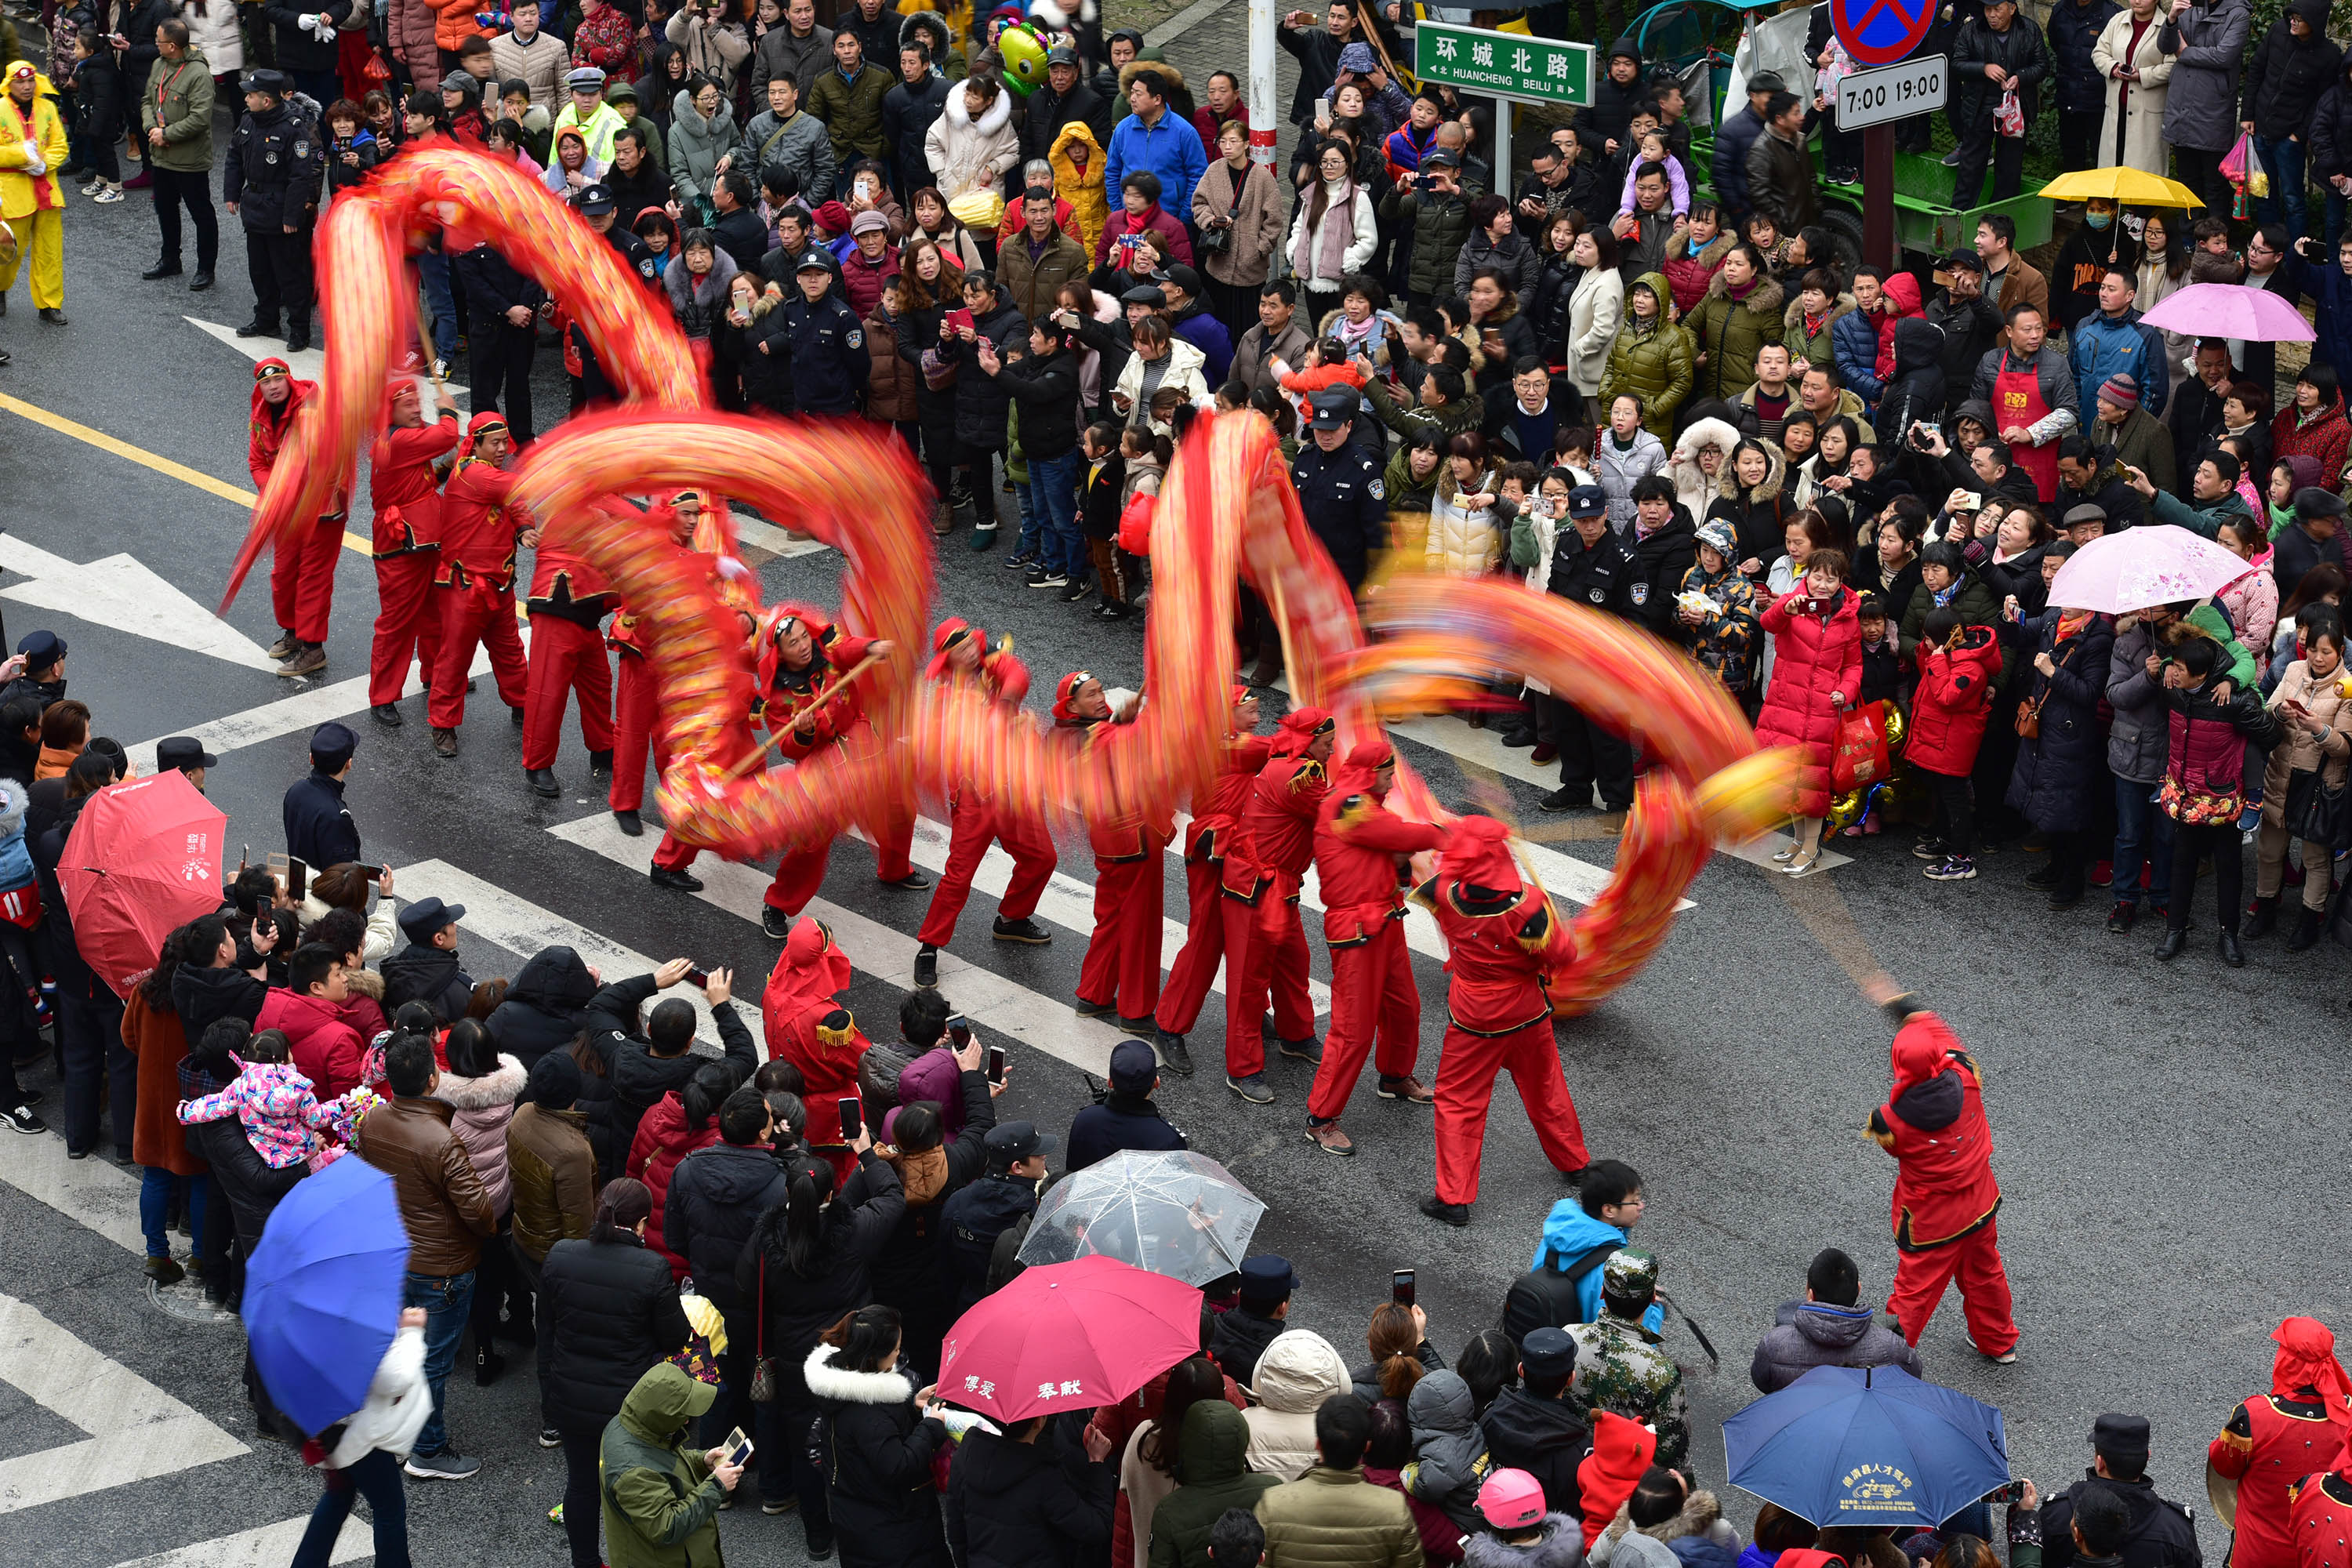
[2209,1319,2352,1568]
[1057,672,1173,1025]
[1417,816,1591,1215]
[760,917,869,1182]
[1305,741,1446,1130]
[757,607,920,920]
[520,524,616,779]
[366,388,459,710]
[1220,707,1332,1084]
[249,358,347,658]
[1154,690,1271,1047]
[2289,1467,2352,1568]
[427,412,533,735]
[915,619,1055,957]
[608,495,725,873]
[1869,1005,2016,1356]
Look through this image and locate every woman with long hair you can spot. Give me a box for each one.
[898,235,969,532]
[539,1178,692,1568]
[1349,1300,1444,1403]
[1286,136,1377,320]
[626,1059,734,1278]
[804,1303,953,1568]
[2133,211,2194,388]
[736,1138,906,1558]
[1120,1355,1233,1566]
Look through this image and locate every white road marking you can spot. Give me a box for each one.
[393,858,724,1047]
[0,535,281,670]
[110,1516,373,1568]
[554,813,1131,1076]
[187,316,460,410]
[0,1292,249,1515]
[0,1117,147,1255]
[125,644,497,775]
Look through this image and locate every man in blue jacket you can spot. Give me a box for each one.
[1710,70,1780,225]
[1503,1160,1664,1342]
[2288,230,2352,376]
[2069,268,2169,418]
[1103,68,1206,221]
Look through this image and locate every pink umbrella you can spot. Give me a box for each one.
[59,771,229,998]
[2046,524,2256,615]
[2137,282,2315,343]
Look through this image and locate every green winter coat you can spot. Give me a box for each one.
[601,1363,727,1568]
[1685,270,1786,404]
[143,49,216,173]
[1599,273,1694,438]
[1380,181,1475,300]
[1784,292,1854,369]
[807,60,891,162]
[1149,1403,1283,1568]
[1897,572,2004,660]
[1363,375,1485,444]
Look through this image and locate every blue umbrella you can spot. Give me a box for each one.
[1724,1364,2009,1530]
[242,1154,411,1437]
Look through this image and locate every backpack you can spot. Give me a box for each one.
[1499,1240,1618,1345]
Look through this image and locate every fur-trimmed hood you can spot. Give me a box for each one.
[803,1342,916,1406]
[437,1053,526,1110]
[0,777,27,844]
[1603,1488,1726,1547]
[1718,431,1786,502]
[942,76,1016,139]
[344,966,385,1003]
[1120,58,1185,94]
[1784,290,1856,337]
[1702,268,1785,316]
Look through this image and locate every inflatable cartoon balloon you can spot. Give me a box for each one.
[996,21,1051,93]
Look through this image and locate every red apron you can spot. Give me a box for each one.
[1992,356,2060,503]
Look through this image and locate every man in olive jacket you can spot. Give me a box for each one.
[140,22,216,285]
[1150,1402,1280,1566]
[1379,150,1472,307]
[1256,1395,1424,1566]
[353,1032,499,1478]
[601,1363,742,1568]
[806,29,891,166]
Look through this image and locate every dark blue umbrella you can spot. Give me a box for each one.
[1724,1364,2009,1529]
[242,1154,410,1437]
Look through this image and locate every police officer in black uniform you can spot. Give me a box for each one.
[223,71,325,351]
[281,720,361,869]
[1541,484,1638,815]
[784,252,869,416]
[936,1120,1054,1314]
[2040,1415,2202,1568]
[568,183,659,406]
[1291,387,1387,593]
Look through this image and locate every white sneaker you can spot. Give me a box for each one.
[403,1450,481,1481]
[79,177,100,195]
[93,184,124,204]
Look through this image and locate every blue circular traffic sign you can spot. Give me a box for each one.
[1831,0,1933,67]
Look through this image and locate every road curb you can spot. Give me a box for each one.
[1145,0,1232,49]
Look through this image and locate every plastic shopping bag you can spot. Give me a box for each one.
[1994,85,2024,139]
[1829,701,1892,794]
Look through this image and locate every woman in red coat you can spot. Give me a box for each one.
[1756,548,1863,876]
[626,1062,733,1279]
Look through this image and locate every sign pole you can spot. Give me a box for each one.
[1864,122,1894,271]
[1249,0,1277,170]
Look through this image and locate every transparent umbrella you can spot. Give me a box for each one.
[1018,1150,1266,1286]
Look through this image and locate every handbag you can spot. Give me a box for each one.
[746,1265,779,1403]
[1830,701,1891,793]
[2290,766,2351,848]
[1196,167,1246,256]
[2014,631,2079,739]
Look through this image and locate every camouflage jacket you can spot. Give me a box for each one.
[1567,1313,1690,1468]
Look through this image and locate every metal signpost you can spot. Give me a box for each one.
[1412,21,1595,190]
[1829,0,1937,268]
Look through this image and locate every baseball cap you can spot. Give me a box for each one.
[1421,149,1461,169]
[985,1120,1058,1167]
[16,630,65,665]
[1478,1468,1548,1530]
[1107,1038,1158,1091]
[1047,44,1078,64]
[1602,1247,1659,1298]
[1308,387,1356,429]
[1567,485,1609,520]
[573,182,616,215]
[1163,263,1203,297]
[154,737,219,774]
[1943,249,1986,274]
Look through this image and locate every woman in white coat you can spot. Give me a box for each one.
[1563,225,1625,403]
[176,0,243,115]
[289,1309,430,1568]
[924,75,1019,263]
[1667,416,1742,526]
[2092,0,2173,176]
[1426,432,1505,577]
[1284,137,1377,320]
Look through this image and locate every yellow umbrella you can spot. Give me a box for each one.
[2038,166,2206,208]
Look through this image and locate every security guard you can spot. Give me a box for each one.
[281,721,361,868]
[570,183,659,405]
[1541,484,1638,815]
[223,70,325,352]
[783,252,869,416]
[2041,1415,2201,1568]
[1290,387,1386,593]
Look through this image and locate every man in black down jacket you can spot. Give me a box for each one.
[587,958,757,1180]
[1709,71,1780,226]
[1479,1328,1592,1517]
[1927,253,2005,419]
[483,946,599,1071]
[940,1121,1051,1312]
[1624,475,1699,643]
[1065,1038,1186,1171]
[2241,0,2343,244]
[2045,0,2118,177]
[379,897,474,1022]
[1950,0,2052,211]
[944,270,1029,549]
[1748,1247,1925,1393]
[946,1411,1118,1568]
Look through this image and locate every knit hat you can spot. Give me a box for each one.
[2097,372,2140,411]
[1696,519,1737,557]
[523,1051,583,1109]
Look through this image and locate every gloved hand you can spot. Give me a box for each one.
[21,141,47,177]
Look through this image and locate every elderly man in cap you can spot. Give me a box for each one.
[249,358,349,678]
[938,1120,1054,1312]
[2040,1415,2201,1568]
[1304,739,1443,1156]
[1482,1327,1593,1514]
[1568,1254,1690,1468]
[2091,372,2175,496]
[1023,43,1111,169]
[284,721,362,869]
[223,69,325,351]
[1289,388,1388,606]
[382,895,476,1021]
[155,736,217,791]
[0,630,67,712]
[2272,487,2348,603]
[552,66,625,162]
[1066,1037,1188,1171]
[1208,1254,1298,1385]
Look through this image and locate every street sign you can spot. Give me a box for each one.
[1831,0,1933,67]
[1835,53,1946,129]
[1413,21,1594,108]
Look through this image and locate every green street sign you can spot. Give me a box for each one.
[1413,21,1594,108]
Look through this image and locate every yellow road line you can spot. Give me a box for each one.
[0,392,373,557]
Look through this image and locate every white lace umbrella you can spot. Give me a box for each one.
[1017,1149,1266,1286]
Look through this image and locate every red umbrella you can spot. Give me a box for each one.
[937,1256,1203,1423]
[60,771,230,998]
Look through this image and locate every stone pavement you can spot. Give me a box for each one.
[1145,1,1308,176]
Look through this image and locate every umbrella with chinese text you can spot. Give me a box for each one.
[936,1256,1202,1424]
[59,770,230,997]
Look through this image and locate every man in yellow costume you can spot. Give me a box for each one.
[0,60,69,324]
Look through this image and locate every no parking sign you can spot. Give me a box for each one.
[1831,0,1933,67]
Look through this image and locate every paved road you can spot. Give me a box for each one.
[0,140,2339,1568]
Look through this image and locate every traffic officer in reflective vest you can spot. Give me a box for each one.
[223,69,325,351]
[785,251,869,416]
[427,411,535,757]
[1290,388,1387,591]
[1540,484,1639,815]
